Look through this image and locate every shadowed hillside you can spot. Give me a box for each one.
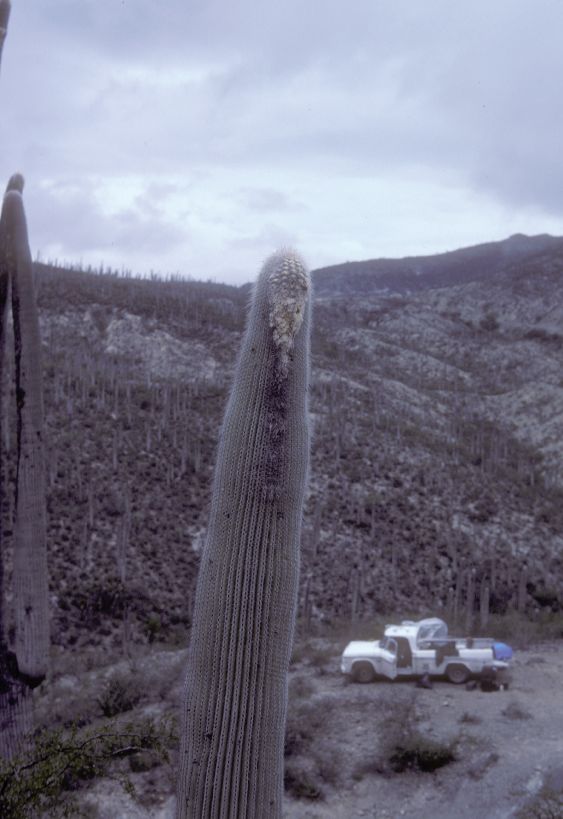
[312,233,563,297]
[1,240,562,653]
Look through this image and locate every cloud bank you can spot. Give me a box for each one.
[1,1,562,283]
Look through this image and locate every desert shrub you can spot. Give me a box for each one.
[143,615,162,644]
[467,750,500,781]
[288,674,315,700]
[312,745,344,787]
[81,648,113,675]
[160,622,190,649]
[128,750,162,773]
[501,701,532,721]
[354,691,457,778]
[284,698,326,757]
[387,735,457,773]
[307,644,336,674]
[0,718,175,818]
[358,730,457,776]
[528,585,561,612]
[290,639,336,673]
[284,694,345,799]
[284,764,323,800]
[523,328,563,346]
[479,312,499,332]
[459,712,482,725]
[97,672,141,717]
[61,578,130,626]
[486,611,563,648]
[289,640,308,666]
[517,786,563,818]
[467,494,499,523]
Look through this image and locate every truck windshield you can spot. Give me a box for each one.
[417,621,448,643]
[379,637,397,654]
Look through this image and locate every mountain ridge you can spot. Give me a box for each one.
[312,232,563,297]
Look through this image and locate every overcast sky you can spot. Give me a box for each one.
[1,1,562,285]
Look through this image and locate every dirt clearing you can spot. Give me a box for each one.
[283,641,563,819]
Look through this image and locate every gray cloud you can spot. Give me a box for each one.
[237,187,306,213]
[27,178,185,258]
[1,1,562,282]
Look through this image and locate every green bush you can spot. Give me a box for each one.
[143,615,162,644]
[0,718,175,818]
[97,672,141,717]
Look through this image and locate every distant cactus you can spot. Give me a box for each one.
[0,176,48,758]
[177,250,311,818]
[0,0,10,75]
[5,177,49,681]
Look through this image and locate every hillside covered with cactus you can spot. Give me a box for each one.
[2,234,563,653]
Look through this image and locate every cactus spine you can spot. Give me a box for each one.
[177,250,311,818]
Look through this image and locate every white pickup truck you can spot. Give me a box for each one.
[341,618,513,684]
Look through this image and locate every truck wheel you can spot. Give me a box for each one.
[351,662,376,683]
[446,664,470,684]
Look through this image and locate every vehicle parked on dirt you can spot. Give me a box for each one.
[341,617,513,684]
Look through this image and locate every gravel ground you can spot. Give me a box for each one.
[48,641,562,818]
[283,641,563,819]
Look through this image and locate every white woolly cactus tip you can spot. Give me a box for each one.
[266,249,309,374]
[6,172,24,194]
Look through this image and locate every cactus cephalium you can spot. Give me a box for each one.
[177,250,311,818]
[1,175,49,683]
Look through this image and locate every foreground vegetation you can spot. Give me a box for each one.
[0,719,175,818]
[0,610,560,817]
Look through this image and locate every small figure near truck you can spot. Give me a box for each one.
[341,617,512,685]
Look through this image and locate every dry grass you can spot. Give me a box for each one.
[284,684,346,800]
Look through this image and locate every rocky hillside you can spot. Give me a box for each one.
[312,232,563,297]
[2,237,562,652]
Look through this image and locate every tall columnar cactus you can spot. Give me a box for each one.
[0,0,10,75]
[177,250,311,819]
[0,175,42,759]
[2,175,50,682]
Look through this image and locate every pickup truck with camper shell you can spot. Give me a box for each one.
[340,618,513,685]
